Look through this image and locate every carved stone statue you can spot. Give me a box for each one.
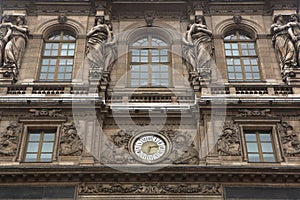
[288,14,300,67]
[182,15,214,80]
[0,15,12,67]
[59,122,83,156]
[2,16,29,73]
[217,121,241,156]
[0,122,22,156]
[271,14,297,81]
[86,16,117,79]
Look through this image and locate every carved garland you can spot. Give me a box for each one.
[79,183,221,195]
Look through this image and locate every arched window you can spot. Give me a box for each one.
[129,35,170,87]
[39,30,76,81]
[224,30,261,82]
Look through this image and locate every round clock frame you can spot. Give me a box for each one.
[129,131,171,164]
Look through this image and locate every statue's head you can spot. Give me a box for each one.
[195,15,206,25]
[95,16,105,26]
[273,14,283,23]
[290,14,300,22]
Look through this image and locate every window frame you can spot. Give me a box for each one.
[20,125,61,163]
[38,30,76,82]
[128,35,172,87]
[239,124,282,163]
[224,30,262,82]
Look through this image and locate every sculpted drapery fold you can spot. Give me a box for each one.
[182,15,214,81]
[86,16,117,80]
[0,15,29,75]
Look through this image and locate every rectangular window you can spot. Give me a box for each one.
[244,130,276,162]
[24,130,56,162]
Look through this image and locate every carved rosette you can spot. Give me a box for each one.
[277,122,300,157]
[79,183,221,195]
[217,121,241,156]
[0,122,22,156]
[59,122,83,156]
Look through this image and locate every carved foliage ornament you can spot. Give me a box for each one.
[0,122,22,156]
[217,121,241,156]
[29,109,64,118]
[79,183,221,195]
[59,122,83,156]
[277,121,300,157]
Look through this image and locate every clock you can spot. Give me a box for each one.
[130,132,170,164]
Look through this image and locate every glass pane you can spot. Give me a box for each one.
[160,65,168,72]
[260,134,271,141]
[68,50,75,56]
[242,50,249,55]
[226,59,233,65]
[49,66,55,72]
[131,73,139,78]
[161,73,168,78]
[261,143,273,152]
[160,49,168,55]
[40,73,47,80]
[25,154,37,162]
[44,134,55,141]
[141,57,148,62]
[27,143,39,153]
[132,50,139,55]
[252,66,259,72]
[245,73,252,79]
[243,59,250,65]
[57,74,64,80]
[228,73,235,79]
[225,50,232,56]
[44,50,50,56]
[253,73,260,79]
[244,66,251,72]
[232,50,239,56]
[236,73,243,79]
[246,143,258,152]
[65,73,72,80]
[228,66,234,72]
[152,65,159,71]
[263,154,275,162]
[132,56,139,62]
[141,50,148,55]
[42,143,54,152]
[235,66,242,72]
[245,134,256,141]
[233,59,240,65]
[232,43,238,49]
[48,74,54,80]
[140,65,148,71]
[224,43,231,49]
[59,66,65,72]
[29,134,40,141]
[152,56,159,62]
[248,154,260,162]
[152,50,159,55]
[160,56,168,62]
[251,59,258,65]
[141,73,148,78]
[249,50,256,55]
[40,154,52,162]
[51,50,58,56]
[66,66,73,72]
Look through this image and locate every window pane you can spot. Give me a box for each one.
[261,143,273,152]
[248,154,260,162]
[29,134,40,142]
[246,143,258,152]
[245,134,256,141]
[44,134,55,141]
[42,143,54,152]
[160,56,168,62]
[40,154,52,162]
[260,134,271,141]
[25,154,37,162]
[27,143,39,153]
[263,154,275,162]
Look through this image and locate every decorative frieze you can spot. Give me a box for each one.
[78,183,221,195]
[29,109,64,118]
[238,109,272,117]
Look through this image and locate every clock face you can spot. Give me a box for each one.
[130,132,170,164]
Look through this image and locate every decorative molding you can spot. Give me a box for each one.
[233,15,242,24]
[59,122,83,156]
[278,121,300,157]
[237,109,272,117]
[0,122,22,156]
[29,109,65,118]
[57,14,67,24]
[217,121,241,156]
[78,183,221,195]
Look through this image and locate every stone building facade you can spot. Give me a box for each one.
[0,0,300,199]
